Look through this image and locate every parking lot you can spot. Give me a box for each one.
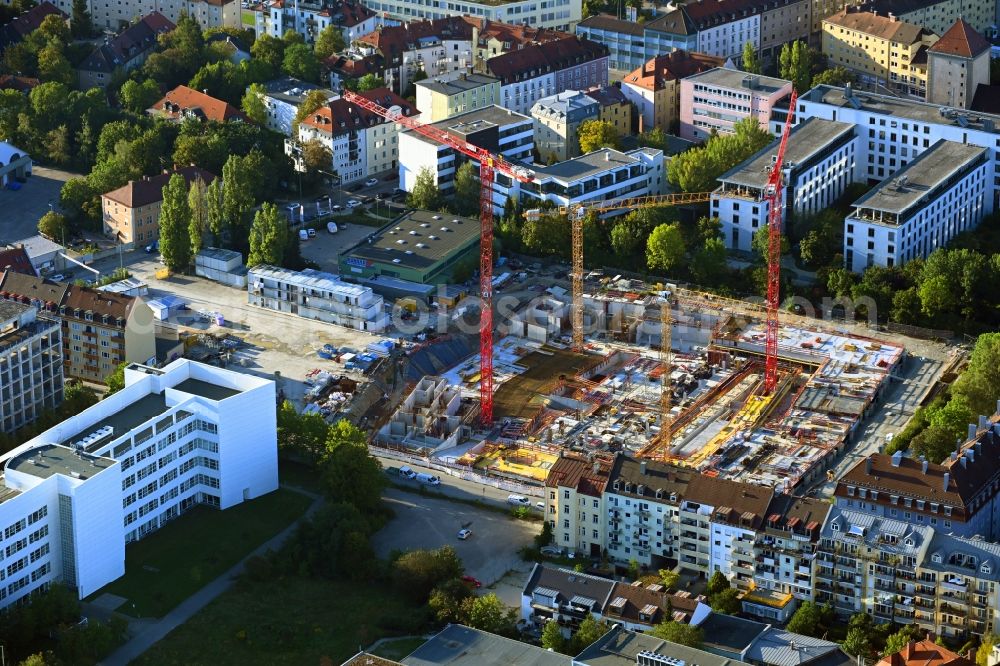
[0,166,81,244]
[298,222,375,273]
[373,487,539,586]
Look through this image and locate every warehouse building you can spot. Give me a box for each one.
[338,210,481,285]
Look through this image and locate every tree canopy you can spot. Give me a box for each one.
[577,119,619,154]
[742,41,761,74]
[668,117,771,192]
[647,223,686,273]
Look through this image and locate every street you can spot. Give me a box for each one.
[374,456,538,508]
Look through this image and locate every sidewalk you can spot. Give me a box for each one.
[99,488,322,666]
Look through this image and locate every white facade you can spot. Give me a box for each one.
[0,141,31,189]
[364,121,404,176]
[0,359,278,609]
[255,0,378,45]
[361,0,578,31]
[248,265,389,331]
[605,488,678,567]
[696,14,760,59]
[500,72,557,117]
[296,118,368,184]
[0,304,63,434]
[263,84,336,136]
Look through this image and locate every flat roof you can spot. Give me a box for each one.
[685,68,790,94]
[804,84,1000,133]
[0,300,30,323]
[60,393,168,451]
[343,210,480,272]
[719,118,856,188]
[416,71,498,95]
[402,624,569,666]
[263,77,332,105]
[575,625,736,666]
[852,139,986,215]
[534,147,647,182]
[249,265,371,298]
[8,444,115,480]
[197,246,242,261]
[173,378,241,401]
[406,105,530,146]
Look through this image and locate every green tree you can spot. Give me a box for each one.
[159,173,193,271]
[276,400,330,460]
[611,206,677,260]
[392,546,464,603]
[779,40,812,92]
[452,162,479,215]
[752,228,790,264]
[570,616,610,653]
[706,570,730,595]
[105,362,127,394]
[205,177,225,244]
[976,635,997,666]
[646,223,686,273]
[692,237,728,286]
[282,43,320,82]
[742,41,761,74]
[357,73,385,92]
[534,520,553,549]
[637,127,668,150]
[320,419,384,514]
[658,569,680,590]
[884,625,922,658]
[408,166,444,210]
[709,588,742,615]
[301,138,332,172]
[952,333,1000,417]
[119,78,161,114]
[222,153,256,236]
[250,34,285,71]
[71,0,94,38]
[429,578,474,624]
[786,601,833,637]
[541,619,567,653]
[292,88,330,136]
[668,117,771,192]
[37,44,73,85]
[188,177,208,257]
[650,621,703,647]
[843,627,872,658]
[812,66,854,88]
[462,593,517,636]
[282,28,305,45]
[241,82,267,125]
[577,119,619,154]
[36,13,70,44]
[37,211,67,242]
[314,24,346,60]
[247,202,289,267]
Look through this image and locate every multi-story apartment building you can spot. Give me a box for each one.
[0,302,63,435]
[77,12,174,89]
[415,72,500,122]
[621,51,724,134]
[49,0,236,31]
[582,85,632,138]
[486,37,609,116]
[822,10,938,98]
[359,0,579,32]
[247,265,389,331]
[679,68,792,142]
[0,3,66,51]
[260,77,336,136]
[576,13,694,72]
[864,0,995,39]
[712,117,862,252]
[520,147,666,213]
[521,563,615,637]
[545,455,612,557]
[397,105,534,214]
[295,88,415,183]
[0,358,277,609]
[101,166,218,246]
[916,531,1000,640]
[472,22,573,69]
[816,507,934,625]
[844,139,988,271]
[0,272,156,384]
[253,0,377,46]
[926,20,991,110]
[149,85,246,123]
[531,91,599,163]
[834,415,1000,540]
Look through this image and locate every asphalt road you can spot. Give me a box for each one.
[375,456,542,508]
[373,487,539,585]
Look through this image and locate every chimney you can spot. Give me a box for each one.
[922,459,928,474]
[968,423,977,441]
[943,472,950,491]
[640,461,647,475]
[890,450,902,467]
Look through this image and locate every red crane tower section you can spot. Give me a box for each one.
[763,90,797,395]
[342,91,535,425]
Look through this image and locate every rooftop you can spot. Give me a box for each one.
[851,139,987,216]
[406,104,530,146]
[683,67,790,94]
[173,378,241,401]
[249,265,372,299]
[486,37,608,85]
[102,166,218,208]
[149,85,247,123]
[718,118,856,189]
[823,9,930,44]
[746,628,850,666]
[876,639,975,666]
[304,88,415,135]
[699,613,769,655]
[79,12,175,73]
[341,209,480,271]
[545,455,612,496]
[262,77,333,105]
[622,51,726,91]
[531,90,599,120]
[0,299,30,324]
[533,147,650,183]
[415,71,499,95]
[575,625,736,666]
[523,563,616,610]
[402,624,569,666]
[928,19,990,58]
[7,444,115,481]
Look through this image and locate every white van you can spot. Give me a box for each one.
[298,229,308,241]
[398,466,416,479]
[507,494,531,506]
[416,472,440,485]
[327,222,338,234]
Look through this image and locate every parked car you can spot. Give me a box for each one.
[49,273,67,282]
[346,199,362,208]
[298,229,308,241]
[535,501,545,511]
[416,472,440,485]
[331,204,343,212]
[327,222,339,234]
[507,494,531,507]
[540,546,564,557]
[364,177,379,187]
[398,466,416,479]
[461,574,481,587]
[145,240,158,253]
[457,529,472,541]
[307,228,316,238]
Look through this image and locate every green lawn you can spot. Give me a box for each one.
[130,578,425,666]
[279,459,324,494]
[241,10,255,25]
[90,489,312,619]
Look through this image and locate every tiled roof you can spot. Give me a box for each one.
[876,640,975,666]
[928,19,990,58]
[0,270,68,306]
[303,88,415,135]
[823,9,929,43]
[79,12,175,73]
[62,284,139,322]
[545,454,612,497]
[0,2,66,48]
[478,20,572,47]
[683,475,774,528]
[486,36,607,85]
[582,84,629,107]
[0,271,143,323]
[578,14,643,36]
[102,166,218,208]
[324,53,383,78]
[607,452,692,500]
[646,8,697,36]
[149,85,246,122]
[605,581,705,625]
[0,74,39,93]
[357,16,480,64]
[622,50,725,91]
[0,248,35,277]
[522,563,616,609]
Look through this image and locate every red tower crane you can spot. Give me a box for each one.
[342,91,535,425]
[763,90,797,395]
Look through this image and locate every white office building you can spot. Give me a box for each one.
[519,147,666,212]
[845,140,988,271]
[0,359,278,609]
[360,0,579,31]
[712,118,862,252]
[247,265,389,331]
[0,302,63,435]
[398,105,534,214]
[261,78,336,136]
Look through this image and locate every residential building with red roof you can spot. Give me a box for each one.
[78,12,175,89]
[148,85,246,123]
[0,247,36,277]
[621,50,725,133]
[546,454,613,557]
[878,639,976,666]
[0,2,66,51]
[927,19,991,109]
[252,0,376,47]
[294,88,416,183]
[0,74,39,94]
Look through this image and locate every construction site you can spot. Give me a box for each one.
[375,276,906,493]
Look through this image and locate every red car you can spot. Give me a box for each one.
[461,575,482,588]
